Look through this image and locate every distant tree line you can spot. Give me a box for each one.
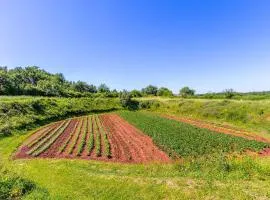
[0,66,196,98]
[1,66,269,100]
[0,66,115,97]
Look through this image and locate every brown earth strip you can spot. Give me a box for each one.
[162,114,270,143]
[100,115,129,162]
[112,115,149,162]
[113,114,170,163]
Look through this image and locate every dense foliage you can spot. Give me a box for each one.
[0,164,36,199]
[179,86,195,97]
[119,111,268,157]
[0,66,111,97]
[0,97,121,137]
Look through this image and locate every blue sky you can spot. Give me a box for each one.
[1,0,270,93]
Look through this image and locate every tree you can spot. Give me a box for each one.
[157,87,173,97]
[72,81,97,93]
[130,90,142,97]
[119,90,139,110]
[98,83,110,93]
[224,89,235,99]
[142,85,158,96]
[0,67,10,95]
[179,87,195,97]
[119,90,131,107]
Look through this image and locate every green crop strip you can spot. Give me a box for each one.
[68,119,83,155]
[93,116,101,157]
[87,116,94,156]
[58,120,79,154]
[27,120,66,155]
[118,111,269,158]
[96,115,111,158]
[27,125,55,148]
[76,117,88,156]
[30,120,71,157]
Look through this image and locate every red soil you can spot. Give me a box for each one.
[259,148,270,156]
[163,114,270,143]
[14,114,170,163]
[100,114,170,163]
[39,119,77,158]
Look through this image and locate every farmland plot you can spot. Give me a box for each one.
[15,114,170,163]
[119,111,269,157]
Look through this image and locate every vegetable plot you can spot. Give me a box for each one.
[15,114,169,163]
[119,111,269,157]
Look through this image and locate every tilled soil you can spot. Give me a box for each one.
[14,114,170,164]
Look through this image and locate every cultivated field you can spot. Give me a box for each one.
[15,114,170,163]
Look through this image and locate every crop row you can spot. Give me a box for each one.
[29,120,71,156]
[118,111,268,157]
[58,120,79,154]
[96,115,111,158]
[27,125,56,148]
[77,117,88,156]
[68,118,84,154]
[27,120,66,155]
[93,116,101,157]
[87,116,94,156]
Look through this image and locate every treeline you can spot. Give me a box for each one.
[1,66,269,99]
[0,66,190,98]
[0,66,115,97]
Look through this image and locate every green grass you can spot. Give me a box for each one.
[118,111,268,157]
[1,130,270,199]
[135,97,270,140]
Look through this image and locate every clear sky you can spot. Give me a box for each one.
[1,0,270,93]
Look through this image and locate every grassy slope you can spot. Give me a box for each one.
[0,117,269,199]
[0,96,121,137]
[136,97,270,140]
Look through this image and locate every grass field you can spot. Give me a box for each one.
[1,129,270,199]
[1,97,270,199]
[135,97,270,140]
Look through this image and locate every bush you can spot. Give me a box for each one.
[157,87,173,97]
[119,91,139,110]
[179,87,195,98]
[0,168,35,199]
